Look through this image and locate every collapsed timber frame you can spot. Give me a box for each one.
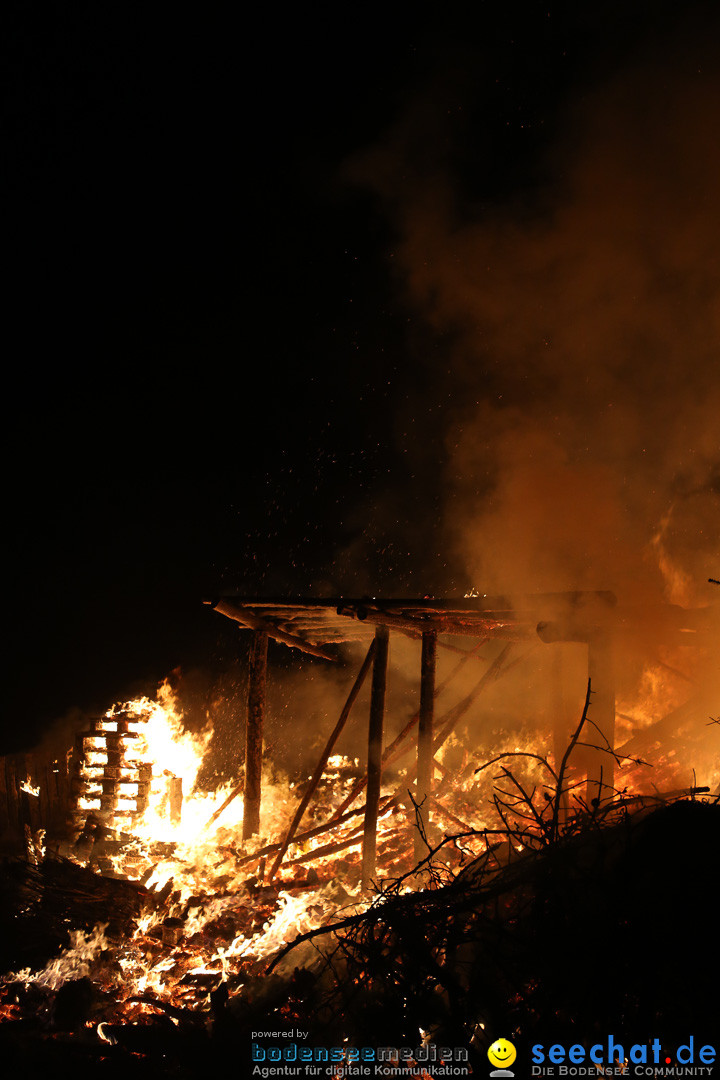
[206,592,634,889]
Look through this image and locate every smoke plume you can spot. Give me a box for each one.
[348,23,720,606]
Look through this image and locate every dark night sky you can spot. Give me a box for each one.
[4,3,719,746]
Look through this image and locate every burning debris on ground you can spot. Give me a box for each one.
[0,595,718,1077]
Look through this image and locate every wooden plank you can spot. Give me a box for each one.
[362,626,389,890]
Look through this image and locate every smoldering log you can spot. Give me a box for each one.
[243,629,268,840]
[362,626,389,890]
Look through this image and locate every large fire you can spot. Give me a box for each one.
[4,685,405,1020]
[1,623,718,1068]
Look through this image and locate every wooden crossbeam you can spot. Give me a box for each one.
[209,599,338,661]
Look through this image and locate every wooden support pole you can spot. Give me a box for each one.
[330,638,487,821]
[415,630,437,863]
[390,647,528,809]
[268,637,377,880]
[362,626,389,891]
[243,630,268,840]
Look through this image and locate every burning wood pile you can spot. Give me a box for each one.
[0,595,717,1077]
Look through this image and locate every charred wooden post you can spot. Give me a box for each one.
[415,630,437,863]
[362,625,389,891]
[243,629,268,840]
[331,642,521,821]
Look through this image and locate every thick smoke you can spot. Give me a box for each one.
[349,28,720,607]
[339,19,719,787]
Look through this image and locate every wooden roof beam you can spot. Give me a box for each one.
[208,599,338,661]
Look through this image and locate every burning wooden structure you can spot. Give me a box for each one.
[207,592,627,889]
[0,592,716,1075]
[205,591,718,891]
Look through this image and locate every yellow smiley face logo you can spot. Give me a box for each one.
[488,1038,517,1069]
